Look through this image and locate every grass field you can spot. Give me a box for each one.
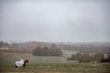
[0,50,110,73]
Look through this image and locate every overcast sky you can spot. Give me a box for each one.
[0,0,110,43]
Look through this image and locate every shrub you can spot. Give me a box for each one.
[79,54,93,62]
[67,53,82,60]
[33,45,62,56]
[67,53,93,63]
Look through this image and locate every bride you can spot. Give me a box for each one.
[15,57,24,68]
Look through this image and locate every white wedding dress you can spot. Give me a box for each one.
[15,58,24,67]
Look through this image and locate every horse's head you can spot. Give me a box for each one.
[24,59,29,64]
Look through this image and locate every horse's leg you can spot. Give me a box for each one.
[23,64,26,68]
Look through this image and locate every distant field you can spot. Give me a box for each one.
[62,50,79,58]
[0,50,110,73]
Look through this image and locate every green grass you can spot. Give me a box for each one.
[0,50,110,73]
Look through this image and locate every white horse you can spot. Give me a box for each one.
[15,57,24,68]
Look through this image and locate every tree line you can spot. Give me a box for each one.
[33,44,62,56]
[57,43,110,54]
[0,41,9,48]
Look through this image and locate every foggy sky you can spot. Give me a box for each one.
[0,0,110,43]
